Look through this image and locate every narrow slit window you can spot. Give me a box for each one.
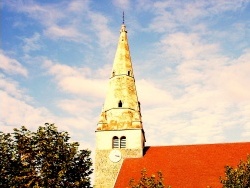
[120,136,126,148]
[128,71,130,76]
[118,100,122,107]
[113,136,119,148]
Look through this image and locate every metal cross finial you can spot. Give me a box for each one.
[122,11,125,24]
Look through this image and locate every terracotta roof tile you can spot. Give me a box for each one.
[115,142,250,188]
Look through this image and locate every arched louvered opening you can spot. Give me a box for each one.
[112,136,119,148]
[118,100,123,107]
[120,136,126,148]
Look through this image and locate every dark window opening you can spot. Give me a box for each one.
[118,100,123,107]
[128,71,130,76]
[120,136,126,148]
[112,136,119,148]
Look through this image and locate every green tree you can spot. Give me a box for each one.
[129,168,171,188]
[0,123,93,188]
[220,155,250,188]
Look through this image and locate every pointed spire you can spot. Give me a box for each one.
[97,22,142,131]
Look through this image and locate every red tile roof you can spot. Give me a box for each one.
[115,142,250,188]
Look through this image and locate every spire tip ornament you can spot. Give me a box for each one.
[122,11,125,24]
[120,12,127,33]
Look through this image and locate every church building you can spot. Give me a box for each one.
[94,21,250,188]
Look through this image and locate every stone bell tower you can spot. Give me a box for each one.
[94,20,146,188]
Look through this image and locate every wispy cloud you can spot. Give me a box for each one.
[141,46,250,145]
[137,79,172,107]
[67,0,90,12]
[147,0,249,33]
[43,59,107,99]
[0,74,27,100]
[0,67,95,148]
[134,5,250,144]
[0,80,95,148]
[0,74,52,132]
[88,12,116,48]
[4,0,115,45]
[22,32,42,53]
[3,1,84,41]
[44,25,86,42]
[0,51,28,76]
[113,0,131,10]
[57,99,98,117]
[1,0,249,150]
[157,32,220,61]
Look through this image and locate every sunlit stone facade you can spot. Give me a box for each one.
[94,24,145,188]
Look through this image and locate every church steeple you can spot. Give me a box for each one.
[97,21,142,131]
[95,20,145,188]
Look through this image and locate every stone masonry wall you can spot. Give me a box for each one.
[94,149,142,188]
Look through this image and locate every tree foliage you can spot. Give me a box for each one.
[220,155,250,188]
[129,168,170,188]
[0,123,93,188]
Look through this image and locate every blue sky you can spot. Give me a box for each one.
[1,0,250,153]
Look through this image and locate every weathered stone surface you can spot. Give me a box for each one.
[97,24,142,131]
[94,149,142,188]
[94,24,146,188]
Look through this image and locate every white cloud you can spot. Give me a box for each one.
[88,13,116,48]
[2,0,249,152]
[148,0,248,33]
[215,51,250,101]
[204,0,248,13]
[134,0,153,11]
[137,79,172,107]
[57,99,97,116]
[43,60,107,99]
[5,1,87,42]
[242,103,250,139]
[44,25,86,41]
[22,32,41,53]
[0,69,95,151]
[12,1,63,26]
[0,85,95,150]
[0,74,28,100]
[60,77,106,98]
[0,76,52,132]
[113,0,130,10]
[139,30,250,146]
[67,0,89,12]
[0,51,28,76]
[0,75,50,126]
[157,32,220,61]
[4,0,115,46]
